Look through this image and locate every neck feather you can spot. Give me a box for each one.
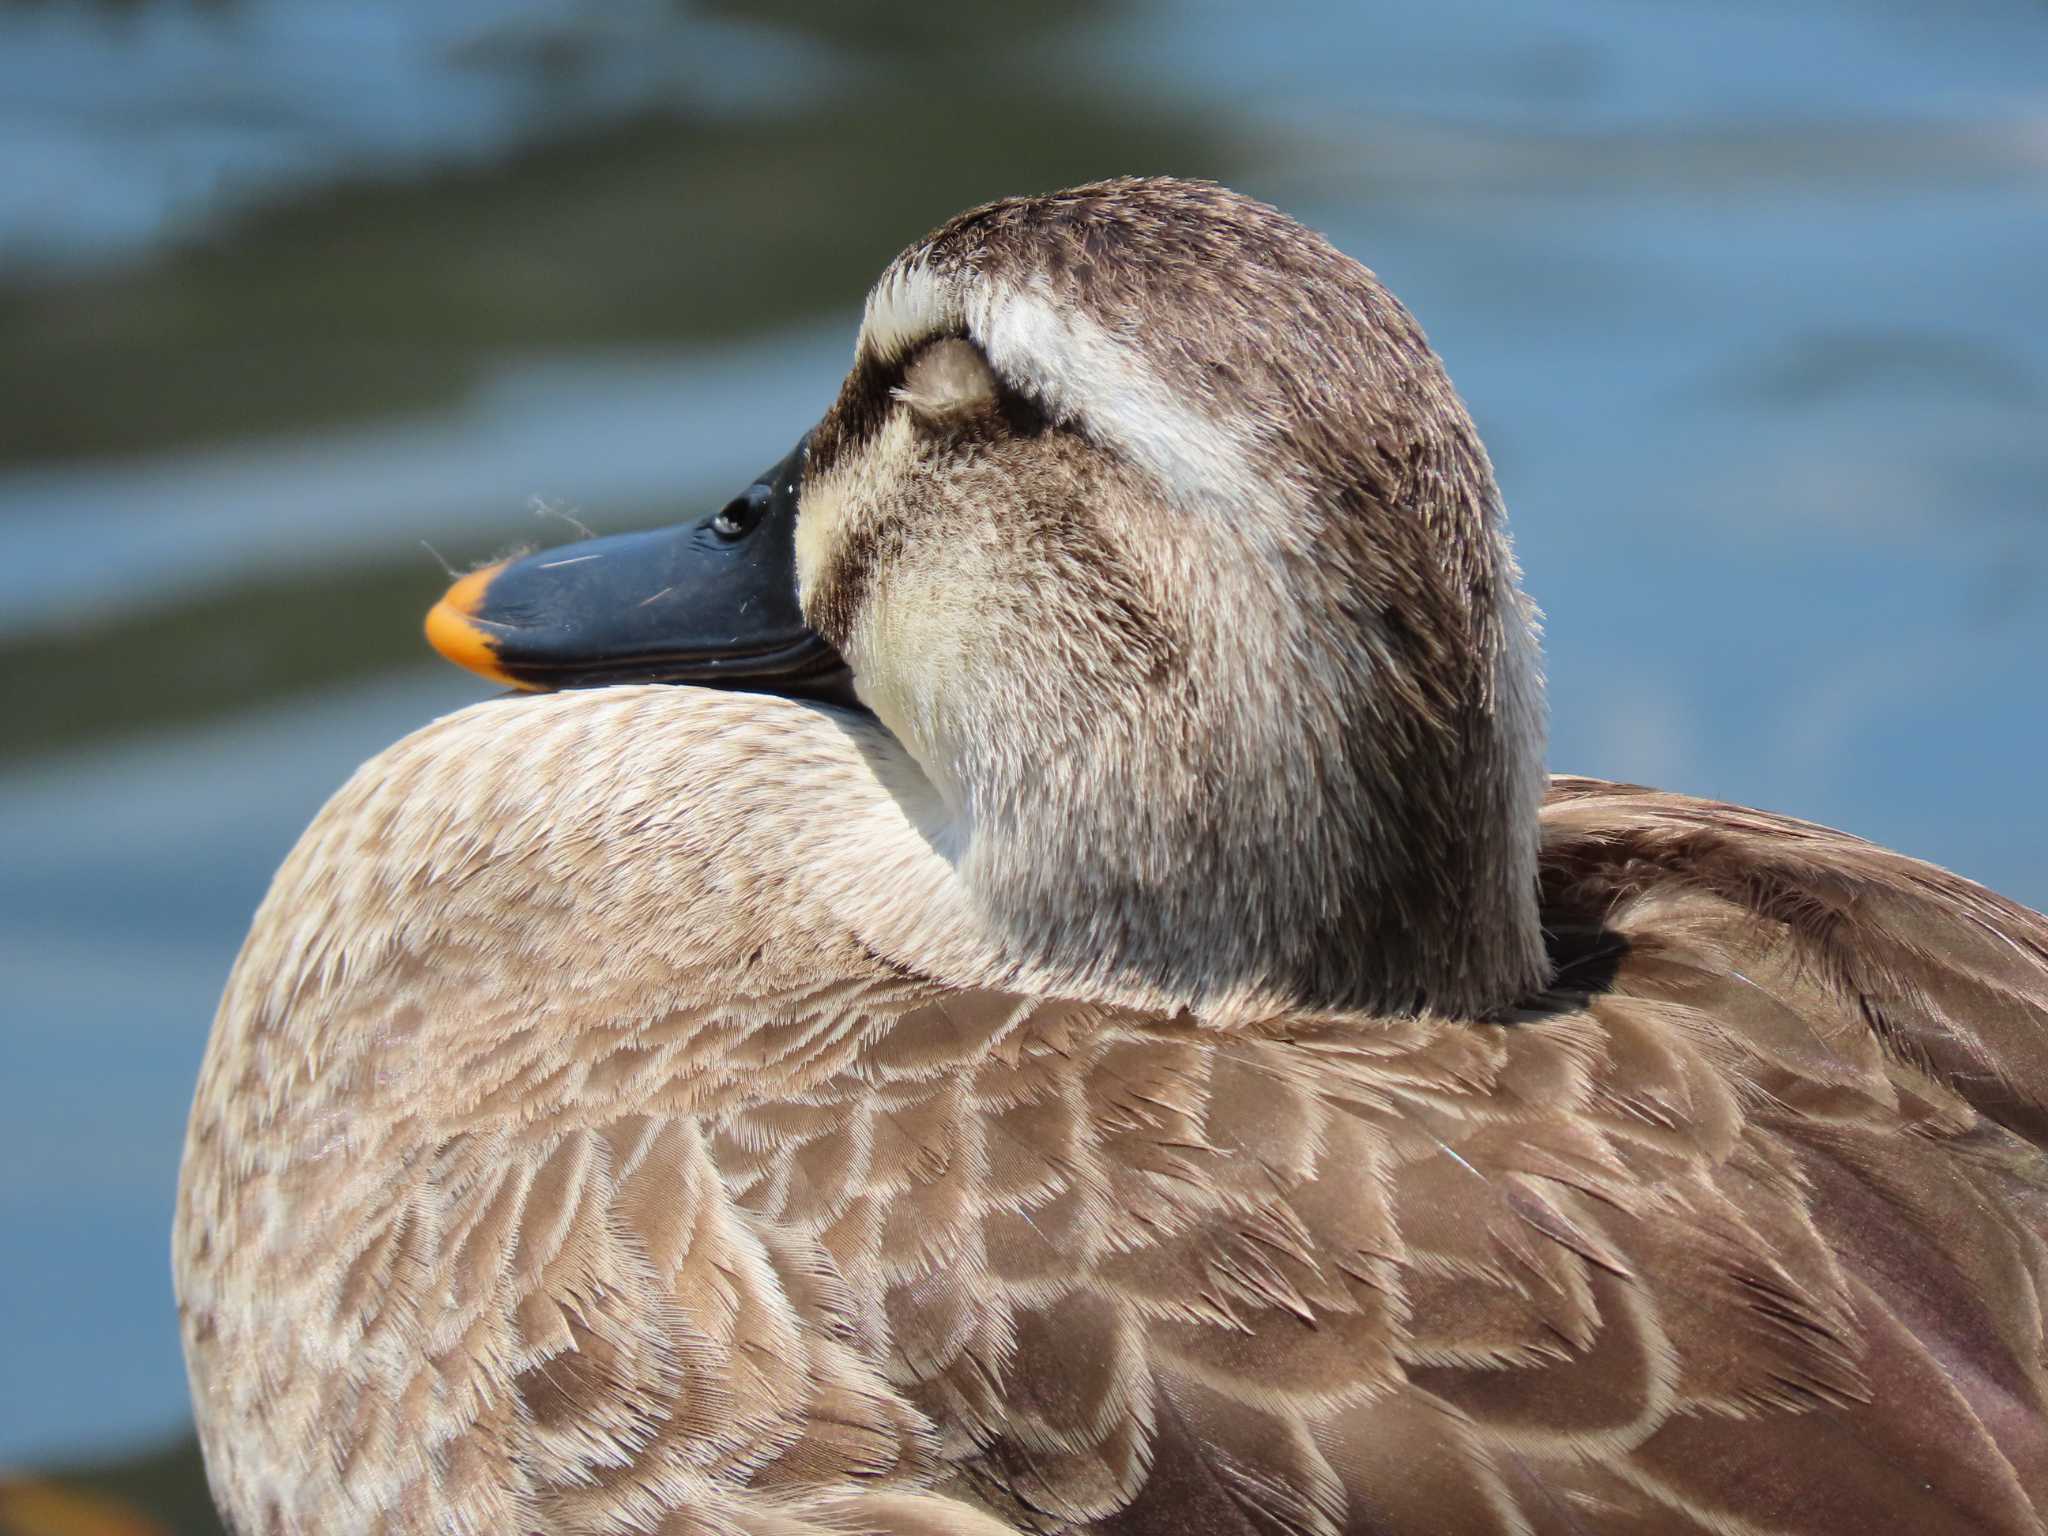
[939,605,1550,1021]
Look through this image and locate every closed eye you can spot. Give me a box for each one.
[894,337,1001,423]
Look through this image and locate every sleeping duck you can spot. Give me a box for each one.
[175,177,2048,1536]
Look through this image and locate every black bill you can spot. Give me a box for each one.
[425,436,847,697]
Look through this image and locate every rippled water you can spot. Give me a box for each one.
[2,0,2044,1479]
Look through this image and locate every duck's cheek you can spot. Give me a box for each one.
[792,478,847,617]
[842,568,983,803]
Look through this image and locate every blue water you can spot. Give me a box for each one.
[0,327,851,633]
[1,0,2044,1465]
[0,0,835,270]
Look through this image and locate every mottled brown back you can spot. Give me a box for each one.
[178,685,2048,1535]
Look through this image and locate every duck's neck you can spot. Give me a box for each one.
[944,731,1547,1023]
[873,616,1551,1023]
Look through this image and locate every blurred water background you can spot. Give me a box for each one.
[1,0,2044,1527]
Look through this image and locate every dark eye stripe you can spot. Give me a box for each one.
[808,355,906,482]
[810,330,1055,492]
[808,510,908,648]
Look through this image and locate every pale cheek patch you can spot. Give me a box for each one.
[853,558,984,814]
[795,413,920,617]
[793,475,848,604]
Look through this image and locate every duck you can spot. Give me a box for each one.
[174,177,2048,1536]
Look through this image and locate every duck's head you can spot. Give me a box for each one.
[428,177,1548,1018]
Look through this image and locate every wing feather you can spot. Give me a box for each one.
[187,766,2048,1534]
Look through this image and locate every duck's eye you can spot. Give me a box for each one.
[710,486,767,541]
[896,337,1001,426]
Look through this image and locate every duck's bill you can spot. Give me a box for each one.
[424,437,849,699]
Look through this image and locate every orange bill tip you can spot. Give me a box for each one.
[424,561,530,690]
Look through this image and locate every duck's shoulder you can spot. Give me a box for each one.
[239,685,965,1036]
[727,905,2048,1535]
[740,783,2048,1535]
[1538,772,2048,1146]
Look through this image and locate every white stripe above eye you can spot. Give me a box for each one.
[860,261,966,366]
[972,286,1291,551]
[857,261,1294,563]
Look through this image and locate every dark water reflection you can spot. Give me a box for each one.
[1,0,2044,1509]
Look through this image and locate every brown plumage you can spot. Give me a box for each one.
[176,180,2048,1536]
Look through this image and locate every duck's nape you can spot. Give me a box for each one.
[432,178,1548,1023]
